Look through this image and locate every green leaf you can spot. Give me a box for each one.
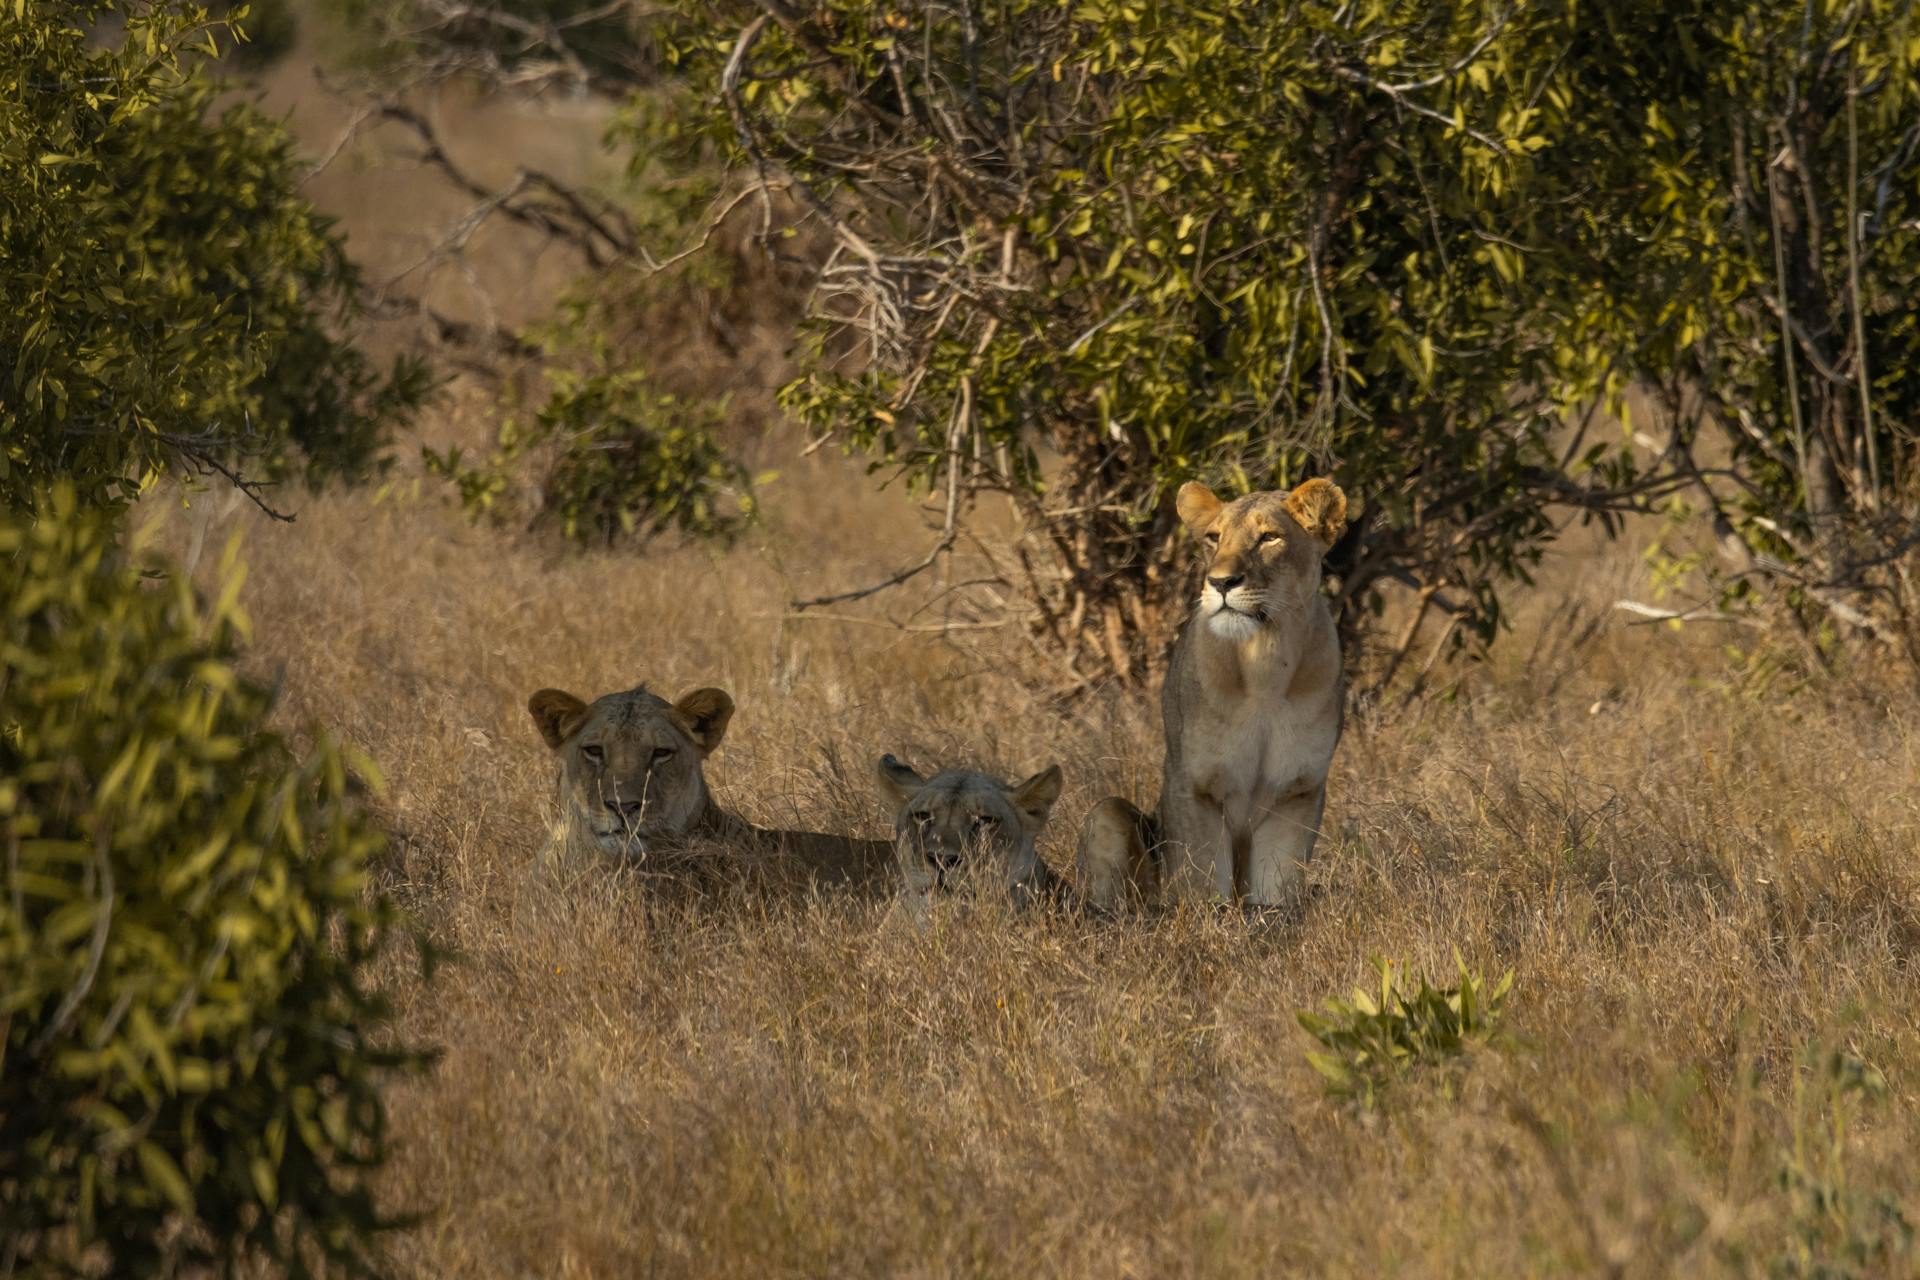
[251,1154,278,1209]
[136,1142,193,1214]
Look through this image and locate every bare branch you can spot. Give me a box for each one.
[789,529,957,610]
[1363,8,1515,94]
[369,100,636,268]
[1612,599,1752,626]
[300,100,375,186]
[1329,64,1512,156]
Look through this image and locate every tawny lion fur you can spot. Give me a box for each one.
[875,754,1066,916]
[1076,477,1349,908]
[527,682,891,883]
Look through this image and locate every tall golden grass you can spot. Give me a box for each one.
[146,44,1920,1276]
[137,434,1920,1277]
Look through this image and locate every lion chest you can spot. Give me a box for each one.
[1166,618,1341,837]
[1180,693,1336,830]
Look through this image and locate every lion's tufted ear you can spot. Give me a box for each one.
[1175,481,1224,536]
[1008,764,1064,833]
[528,688,590,750]
[672,687,735,756]
[876,754,926,811]
[1284,477,1348,549]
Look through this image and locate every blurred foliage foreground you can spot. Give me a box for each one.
[0,489,431,1276]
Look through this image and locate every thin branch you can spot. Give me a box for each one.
[300,100,375,186]
[1844,49,1880,507]
[1755,290,1849,386]
[1362,7,1514,94]
[162,432,298,523]
[792,309,1001,610]
[756,610,1022,633]
[26,827,113,1059]
[369,99,636,267]
[1765,148,1812,502]
[1612,599,1752,626]
[788,527,957,610]
[1329,64,1511,155]
[790,371,968,610]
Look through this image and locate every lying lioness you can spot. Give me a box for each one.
[1077,478,1349,908]
[875,754,1067,914]
[527,682,892,884]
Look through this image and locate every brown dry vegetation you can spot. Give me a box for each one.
[140,423,1920,1278]
[154,37,1920,1278]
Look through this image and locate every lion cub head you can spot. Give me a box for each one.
[876,755,1064,908]
[527,683,734,859]
[1176,477,1348,640]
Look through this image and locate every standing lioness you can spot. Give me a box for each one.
[1077,478,1348,907]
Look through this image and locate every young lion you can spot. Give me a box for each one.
[1076,478,1349,908]
[875,754,1067,915]
[527,682,892,883]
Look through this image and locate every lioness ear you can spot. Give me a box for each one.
[1284,478,1348,549]
[1008,763,1064,831]
[528,689,590,750]
[1175,481,1224,537]
[876,754,926,811]
[672,686,735,756]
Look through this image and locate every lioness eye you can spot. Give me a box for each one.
[1204,531,1220,545]
[651,746,675,763]
[1257,531,1280,546]
[581,744,604,765]
[911,810,933,826]
[970,814,999,832]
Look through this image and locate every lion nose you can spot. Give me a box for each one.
[604,798,646,821]
[1208,572,1244,594]
[926,845,962,872]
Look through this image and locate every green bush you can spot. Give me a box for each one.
[323,0,1920,674]
[663,0,1628,679]
[425,360,755,547]
[1298,953,1513,1110]
[1,0,431,516]
[654,0,1920,680]
[0,487,431,1276]
[1774,1048,1914,1279]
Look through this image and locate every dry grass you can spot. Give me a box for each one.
[144,36,1920,1276]
[135,440,1920,1278]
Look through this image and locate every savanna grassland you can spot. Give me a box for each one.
[148,38,1920,1280]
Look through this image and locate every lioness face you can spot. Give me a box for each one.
[527,683,734,859]
[876,756,1063,904]
[1176,477,1348,641]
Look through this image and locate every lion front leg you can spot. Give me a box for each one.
[1159,785,1234,902]
[1244,785,1326,906]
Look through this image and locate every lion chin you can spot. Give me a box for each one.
[1205,607,1263,642]
[589,826,653,859]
